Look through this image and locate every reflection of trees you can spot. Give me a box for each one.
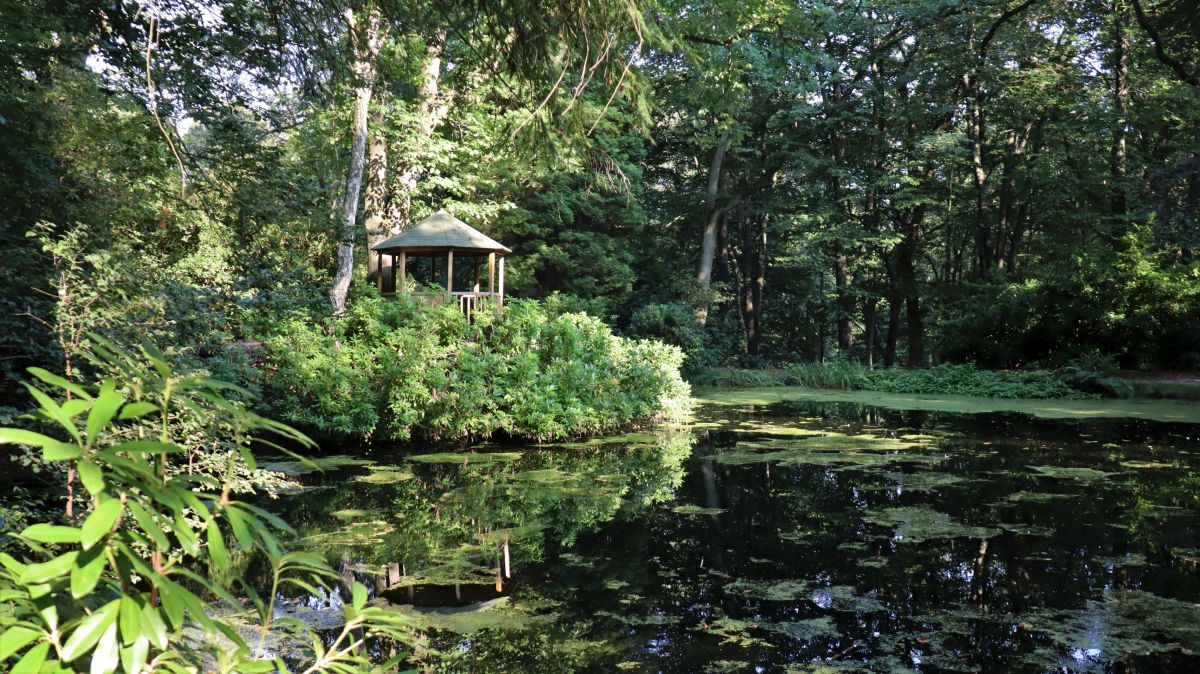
[284,428,695,596]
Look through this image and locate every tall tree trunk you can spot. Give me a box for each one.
[896,211,926,368]
[835,253,853,351]
[697,130,732,326]
[864,297,877,369]
[884,295,901,368]
[330,7,380,315]
[966,74,991,274]
[744,212,766,356]
[1110,0,1130,223]
[365,99,390,290]
[389,27,449,233]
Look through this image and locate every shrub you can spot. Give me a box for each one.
[864,364,1093,399]
[0,343,412,673]
[626,303,710,371]
[259,287,691,441]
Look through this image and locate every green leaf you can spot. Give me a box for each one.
[80,499,122,550]
[43,441,83,461]
[27,367,93,401]
[9,640,49,674]
[118,635,149,674]
[138,601,168,650]
[157,583,184,629]
[0,626,42,662]
[0,428,64,449]
[20,524,81,544]
[118,401,158,420]
[70,546,107,599]
[126,502,168,550]
[77,459,105,495]
[205,519,228,570]
[89,621,119,674]
[106,439,185,455]
[61,398,92,418]
[61,599,119,661]
[352,581,367,611]
[86,381,125,445]
[225,507,253,549]
[118,597,141,647]
[18,551,78,584]
[23,384,81,442]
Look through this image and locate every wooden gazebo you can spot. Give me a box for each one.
[371,210,510,315]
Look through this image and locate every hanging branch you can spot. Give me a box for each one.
[1130,0,1199,86]
[142,9,189,196]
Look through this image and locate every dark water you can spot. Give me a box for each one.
[268,400,1200,673]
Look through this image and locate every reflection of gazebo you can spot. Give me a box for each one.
[371,210,510,314]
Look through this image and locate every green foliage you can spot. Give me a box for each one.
[260,288,690,441]
[0,343,413,672]
[861,364,1093,399]
[626,303,712,372]
[782,359,869,390]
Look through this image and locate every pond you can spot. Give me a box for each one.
[264,398,1200,673]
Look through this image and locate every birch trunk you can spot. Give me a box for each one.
[330,7,380,314]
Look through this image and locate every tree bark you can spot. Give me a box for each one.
[697,130,732,326]
[864,297,877,369]
[1110,0,1130,223]
[835,253,853,351]
[389,27,449,233]
[365,98,390,290]
[330,7,380,315]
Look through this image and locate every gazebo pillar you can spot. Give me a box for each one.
[487,253,495,296]
[398,252,406,292]
[498,256,505,309]
[446,250,454,298]
[376,252,384,293]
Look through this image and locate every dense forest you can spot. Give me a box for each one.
[2,2,1200,672]
[2,0,1198,395]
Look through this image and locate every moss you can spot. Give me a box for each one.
[725,578,811,601]
[396,597,537,635]
[1004,490,1073,504]
[259,454,375,476]
[694,386,1200,423]
[406,451,523,464]
[863,506,1000,543]
[673,504,727,515]
[352,467,414,484]
[1027,465,1116,482]
[700,616,775,648]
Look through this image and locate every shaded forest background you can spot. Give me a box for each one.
[2,0,1199,396]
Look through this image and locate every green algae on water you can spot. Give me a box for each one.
[407,451,523,464]
[863,506,1000,543]
[673,504,727,515]
[1027,465,1116,482]
[694,386,1200,423]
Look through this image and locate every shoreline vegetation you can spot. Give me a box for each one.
[694,386,1200,424]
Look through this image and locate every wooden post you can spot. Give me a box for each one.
[375,252,383,293]
[398,252,406,292]
[446,250,454,298]
[487,252,495,296]
[497,256,505,309]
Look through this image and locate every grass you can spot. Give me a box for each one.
[693,386,1200,423]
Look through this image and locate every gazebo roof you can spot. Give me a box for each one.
[372,210,511,254]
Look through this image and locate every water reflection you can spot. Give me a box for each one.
[271,401,1200,672]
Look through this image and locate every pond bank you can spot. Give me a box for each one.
[694,386,1200,423]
